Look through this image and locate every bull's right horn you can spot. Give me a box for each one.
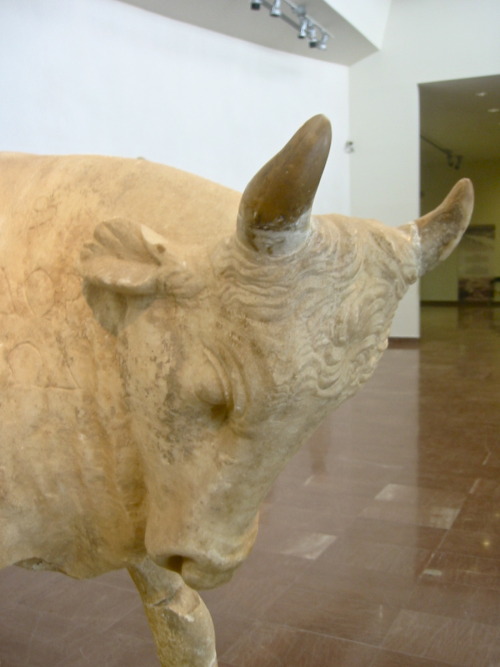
[411,178,474,276]
[237,115,332,257]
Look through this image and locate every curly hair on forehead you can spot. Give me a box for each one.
[211,216,416,320]
[210,216,418,405]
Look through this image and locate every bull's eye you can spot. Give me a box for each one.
[195,374,231,425]
[209,403,229,423]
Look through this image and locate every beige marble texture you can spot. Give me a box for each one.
[0,115,473,665]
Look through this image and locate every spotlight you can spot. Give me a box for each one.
[250,0,262,9]
[308,25,318,47]
[270,0,282,17]
[298,17,309,39]
[317,32,329,50]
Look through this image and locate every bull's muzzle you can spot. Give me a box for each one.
[158,553,238,590]
[148,515,260,591]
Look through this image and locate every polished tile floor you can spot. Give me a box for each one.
[1,305,499,666]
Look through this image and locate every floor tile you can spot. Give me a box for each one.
[222,623,377,667]
[262,583,399,645]
[407,579,500,626]
[421,550,500,590]
[369,650,453,666]
[440,528,500,558]
[383,609,500,667]
[360,498,461,530]
[345,517,445,550]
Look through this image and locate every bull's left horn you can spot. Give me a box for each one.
[411,178,474,275]
[237,115,332,256]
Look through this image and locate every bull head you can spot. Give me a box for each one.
[80,116,473,590]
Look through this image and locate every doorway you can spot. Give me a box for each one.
[419,75,500,306]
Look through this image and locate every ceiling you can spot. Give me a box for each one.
[420,75,500,166]
[119,0,378,65]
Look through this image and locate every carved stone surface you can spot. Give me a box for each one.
[0,116,473,666]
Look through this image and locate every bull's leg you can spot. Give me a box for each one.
[128,557,217,667]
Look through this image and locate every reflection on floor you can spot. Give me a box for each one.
[1,305,499,666]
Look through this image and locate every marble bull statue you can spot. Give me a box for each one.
[0,115,473,665]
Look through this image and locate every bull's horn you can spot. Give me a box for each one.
[237,114,332,256]
[411,178,474,275]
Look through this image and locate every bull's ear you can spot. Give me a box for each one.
[408,179,474,276]
[237,115,331,256]
[81,218,203,297]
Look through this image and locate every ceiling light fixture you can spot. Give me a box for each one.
[317,32,329,50]
[298,17,309,39]
[270,0,282,16]
[307,24,318,48]
[249,1,332,52]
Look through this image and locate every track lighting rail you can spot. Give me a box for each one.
[250,1,331,51]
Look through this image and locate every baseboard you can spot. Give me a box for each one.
[388,338,420,349]
[421,300,500,307]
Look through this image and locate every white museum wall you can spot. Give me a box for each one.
[350,0,500,336]
[420,159,500,302]
[0,0,349,215]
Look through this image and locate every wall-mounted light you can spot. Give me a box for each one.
[249,1,332,53]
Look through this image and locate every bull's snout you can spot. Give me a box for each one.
[154,553,239,590]
[145,509,260,590]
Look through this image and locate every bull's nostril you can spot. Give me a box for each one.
[165,555,184,574]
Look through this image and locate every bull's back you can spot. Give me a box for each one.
[0,151,240,255]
